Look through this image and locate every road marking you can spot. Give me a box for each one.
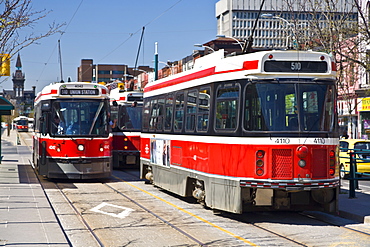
[90,202,134,218]
[113,175,258,246]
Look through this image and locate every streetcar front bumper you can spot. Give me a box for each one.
[46,157,112,179]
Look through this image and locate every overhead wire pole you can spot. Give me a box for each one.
[133,27,145,77]
[154,42,158,81]
[58,39,64,83]
[242,0,266,53]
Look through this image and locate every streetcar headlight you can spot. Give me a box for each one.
[100,147,104,152]
[77,144,84,151]
[298,159,306,168]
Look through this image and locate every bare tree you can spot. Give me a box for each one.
[0,0,64,77]
[279,0,365,138]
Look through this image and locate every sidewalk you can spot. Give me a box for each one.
[0,129,70,247]
[338,181,370,224]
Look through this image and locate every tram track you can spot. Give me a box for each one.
[109,171,309,247]
[35,174,208,246]
[30,162,370,247]
[110,169,370,246]
[19,131,370,246]
[300,211,370,237]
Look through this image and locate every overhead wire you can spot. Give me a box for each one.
[36,0,183,83]
[96,0,182,63]
[35,0,84,83]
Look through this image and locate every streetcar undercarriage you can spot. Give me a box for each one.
[141,162,338,214]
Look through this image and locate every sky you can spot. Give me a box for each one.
[2,0,218,93]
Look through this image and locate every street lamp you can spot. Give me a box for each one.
[261,13,297,49]
[261,14,294,27]
[153,60,174,75]
[194,44,215,53]
[216,35,244,49]
[132,68,148,90]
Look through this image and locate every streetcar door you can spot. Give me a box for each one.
[38,101,51,176]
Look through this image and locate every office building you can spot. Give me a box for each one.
[216,0,357,49]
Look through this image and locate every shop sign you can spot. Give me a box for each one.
[360,97,370,111]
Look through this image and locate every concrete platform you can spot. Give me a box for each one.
[0,129,70,247]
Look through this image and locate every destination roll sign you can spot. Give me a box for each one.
[264,61,328,73]
[60,89,99,95]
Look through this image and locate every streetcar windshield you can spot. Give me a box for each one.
[114,105,142,131]
[17,119,28,126]
[51,100,109,136]
[244,81,336,132]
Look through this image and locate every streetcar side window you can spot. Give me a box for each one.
[174,93,184,131]
[215,85,239,131]
[197,88,211,132]
[186,90,198,132]
[41,112,48,135]
[244,85,265,131]
[149,99,158,131]
[323,85,335,131]
[148,97,164,131]
[110,105,119,132]
[164,94,173,131]
[142,100,151,131]
[157,97,165,131]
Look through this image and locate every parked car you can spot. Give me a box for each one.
[339,139,370,179]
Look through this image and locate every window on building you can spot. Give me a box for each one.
[112,71,124,74]
[98,70,110,74]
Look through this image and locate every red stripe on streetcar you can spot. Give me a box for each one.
[243,60,259,70]
[144,67,215,93]
[144,61,259,93]
[35,89,58,102]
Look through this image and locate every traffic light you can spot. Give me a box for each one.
[0,54,10,76]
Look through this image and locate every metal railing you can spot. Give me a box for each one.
[340,148,370,198]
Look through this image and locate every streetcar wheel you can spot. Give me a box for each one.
[311,188,335,204]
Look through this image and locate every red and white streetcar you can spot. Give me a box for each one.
[140,49,339,214]
[109,88,143,169]
[33,82,112,179]
[13,116,29,132]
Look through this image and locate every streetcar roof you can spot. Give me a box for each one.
[34,82,109,104]
[144,49,336,97]
[109,88,143,105]
[13,116,28,121]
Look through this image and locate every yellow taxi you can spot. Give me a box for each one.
[339,139,370,179]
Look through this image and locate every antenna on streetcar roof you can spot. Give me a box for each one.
[242,0,266,54]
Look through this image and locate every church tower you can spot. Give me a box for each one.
[12,54,25,105]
